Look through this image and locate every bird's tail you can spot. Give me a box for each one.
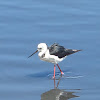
[73,49,82,53]
[65,49,82,56]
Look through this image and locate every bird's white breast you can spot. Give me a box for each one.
[38,50,66,64]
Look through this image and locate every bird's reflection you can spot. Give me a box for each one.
[41,75,79,100]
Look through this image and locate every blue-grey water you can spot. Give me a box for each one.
[0,0,100,100]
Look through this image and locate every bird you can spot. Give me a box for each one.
[28,43,81,78]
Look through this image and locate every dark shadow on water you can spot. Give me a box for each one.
[41,75,80,100]
[27,69,83,80]
[27,69,76,78]
[27,65,83,80]
[28,71,52,78]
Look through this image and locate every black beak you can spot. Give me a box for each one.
[28,50,38,58]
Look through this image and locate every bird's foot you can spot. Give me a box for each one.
[61,72,64,75]
[52,76,55,79]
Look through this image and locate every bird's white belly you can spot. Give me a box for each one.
[39,55,66,64]
[40,57,56,64]
[38,50,67,64]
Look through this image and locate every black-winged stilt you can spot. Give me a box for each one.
[28,43,81,78]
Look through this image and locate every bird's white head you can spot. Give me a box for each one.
[37,43,47,52]
[28,43,48,58]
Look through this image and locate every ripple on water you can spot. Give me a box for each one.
[27,70,83,80]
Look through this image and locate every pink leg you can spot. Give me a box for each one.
[57,64,64,75]
[54,78,56,89]
[53,65,56,78]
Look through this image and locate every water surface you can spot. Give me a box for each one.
[0,0,100,100]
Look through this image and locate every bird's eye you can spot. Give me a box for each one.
[38,48,42,50]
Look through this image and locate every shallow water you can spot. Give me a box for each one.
[0,0,100,100]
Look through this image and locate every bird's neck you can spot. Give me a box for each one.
[38,49,47,58]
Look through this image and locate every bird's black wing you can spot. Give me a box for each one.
[49,43,81,58]
[49,43,67,58]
